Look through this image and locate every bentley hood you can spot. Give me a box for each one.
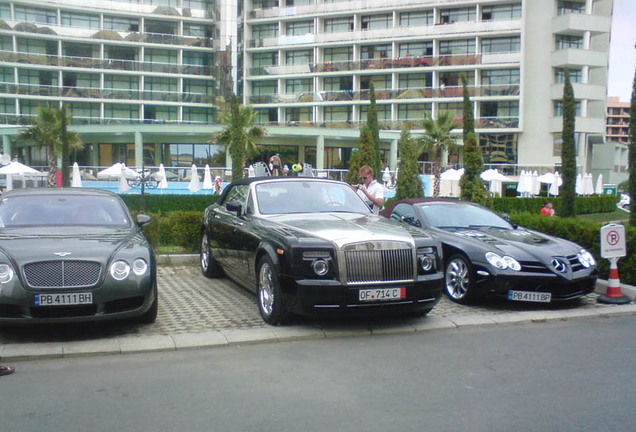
[0,227,141,265]
[268,212,432,248]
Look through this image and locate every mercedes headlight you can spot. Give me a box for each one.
[577,249,596,268]
[485,252,521,271]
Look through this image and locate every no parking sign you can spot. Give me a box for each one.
[600,223,626,259]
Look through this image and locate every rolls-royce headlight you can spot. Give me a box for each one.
[0,264,14,284]
[577,249,596,268]
[132,258,149,276]
[417,247,438,274]
[419,255,434,272]
[312,259,329,276]
[110,260,131,280]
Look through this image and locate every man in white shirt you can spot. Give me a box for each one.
[354,165,384,215]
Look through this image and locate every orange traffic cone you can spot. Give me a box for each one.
[598,258,631,304]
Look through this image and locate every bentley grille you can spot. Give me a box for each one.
[24,261,101,289]
[344,246,414,284]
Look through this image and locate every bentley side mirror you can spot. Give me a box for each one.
[402,214,421,228]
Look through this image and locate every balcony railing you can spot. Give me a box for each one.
[247,84,520,104]
[249,52,520,76]
[254,116,519,130]
[0,82,214,104]
[0,113,211,126]
[0,50,216,76]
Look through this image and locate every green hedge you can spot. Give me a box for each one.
[137,211,203,253]
[490,195,618,215]
[510,213,635,285]
[121,194,219,213]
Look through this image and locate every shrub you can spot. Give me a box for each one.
[490,195,618,216]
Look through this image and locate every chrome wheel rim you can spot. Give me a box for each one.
[200,235,209,270]
[259,262,274,317]
[445,258,469,300]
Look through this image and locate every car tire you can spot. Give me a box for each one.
[444,254,476,304]
[200,231,223,278]
[257,255,289,326]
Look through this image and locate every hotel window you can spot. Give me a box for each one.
[481,101,519,119]
[323,106,351,122]
[555,35,583,50]
[323,46,352,62]
[253,0,279,9]
[105,75,139,91]
[61,12,100,29]
[104,16,139,32]
[147,106,178,122]
[439,39,475,55]
[481,37,520,54]
[184,107,215,124]
[252,52,278,67]
[439,72,473,87]
[0,98,16,115]
[15,6,57,25]
[481,69,520,85]
[286,49,312,65]
[0,68,13,84]
[286,21,313,36]
[438,103,463,118]
[145,77,178,100]
[19,100,49,116]
[285,78,312,94]
[399,41,433,57]
[0,4,9,19]
[324,17,354,33]
[361,14,391,31]
[360,104,390,121]
[360,44,391,60]
[480,134,518,164]
[481,4,521,21]
[285,107,312,122]
[145,20,177,35]
[439,7,476,24]
[555,68,582,83]
[68,102,100,121]
[253,24,279,40]
[324,76,352,91]
[184,51,210,67]
[0,36,11,51]
[557,0,585,15]
[397,103,431,121]
[183,79,214,100]
[183,24,211,38]
[105,104,138,121]
[399,10,433,27]
[553,101,582,117]
[145,49,178,65]
[399,73,432,89]
[360,75,391,90]
[16,38,50,55]
[252,81,278,96]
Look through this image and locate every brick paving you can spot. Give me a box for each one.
[0,264,606,345]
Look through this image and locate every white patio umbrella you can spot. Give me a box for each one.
[583,173,595,196]
[441,168,464,181]
[548,172,561,196]
[516,170,532,195]
[71,162,82,187]
[118,165,131,193]
[203,164,213,191]
[157,163,168,191]
[0,161,39,175]
[595,174,604,195]
[187,164,201,193]
[575,173,584,195]
[531,171,540,195]
[480,168,511,182]
[98,162,139,180]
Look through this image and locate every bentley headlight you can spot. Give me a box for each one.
[0,264,14,284]
[577,249,596,268]
[110,260,131,280]
[312,259,329,276]
[132,258,149,276]
[486,252,521,271]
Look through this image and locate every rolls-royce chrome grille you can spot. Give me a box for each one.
[24,261,101,289]
[344,242,414,284]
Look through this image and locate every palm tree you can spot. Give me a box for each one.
[14,104,82,187]
[212,95,267,180]
[420,111,460,197]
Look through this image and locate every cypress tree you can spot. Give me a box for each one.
[560,69,576,217]
[461,74,474,142]
[346,124,377,185]
[629,68,636,226]
[459,133,490,205]
[396,126,424,199]
[367,82,382,177]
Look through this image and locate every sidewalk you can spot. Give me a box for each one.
[1,260,635,362]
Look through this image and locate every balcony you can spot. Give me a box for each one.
[550,83,606,101]
[551,48,607,68]
[0,50,216,77]
[552,13,610,36]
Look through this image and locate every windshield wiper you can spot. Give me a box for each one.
[468,224,508,229]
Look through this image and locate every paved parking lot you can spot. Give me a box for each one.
[0,264,614,346]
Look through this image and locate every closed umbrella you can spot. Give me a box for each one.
[188,164,201,193]
[583,173,594,196]
[548,172,561,196]
[157,163,168,191]
[203,164,213,191]
[118,165,131,193]
[531,171,540,196]
[71,162,82,187]
[575,173,584,195]
[595,174,604,195]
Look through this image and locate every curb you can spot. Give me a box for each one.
[2,302,635,362]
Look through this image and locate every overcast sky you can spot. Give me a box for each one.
[608,0,636,102]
